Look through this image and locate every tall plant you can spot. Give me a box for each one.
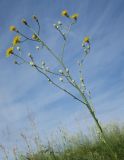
[6,10,117,159]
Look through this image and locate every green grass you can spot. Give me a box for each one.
[14,124,124,160]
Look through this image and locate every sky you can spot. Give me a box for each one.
[0,0,124,157]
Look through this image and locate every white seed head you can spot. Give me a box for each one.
[59,77,63,82]
[53,23,56,27]
[36,46,40,50]
[29,61,34,66]
[80,77,83,82]
[56,25,59,29]
[65,68,69,73]
[17,46,21,51]
[41,61,45,66]
[28,53,32,57]
[58,21,62,25]
[82,43,85,47]
[71,80,75,83]
[45,67,49,71]
[59,69,63,74]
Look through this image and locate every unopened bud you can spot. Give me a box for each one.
[29,61,34,66]
[17,46,21,51]
[45,67,49,71]
[41,61,45,66]
[32,15,38,21]
[14,61,18,64]
[59,69,63,74]
[36,46,40,50]
[32,34,39,40]
[28,53,32,57]
[59,77,63,82]
[58,21,62,25]
[65,68,69,73]
[48,78,51,82]
[22,19,28,25]
[80,77,83,82]
[71,80,75,84]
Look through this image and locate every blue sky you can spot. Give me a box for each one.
[0,0,124,156]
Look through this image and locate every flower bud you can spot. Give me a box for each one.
[58,21,62,25]
[28,53,32,57]
[56,25,59,29]
[22,19,28,25]
[65,68,69,73]
[48,78,51,82]
[80,78,83,82]
[29,61,34,66]
[53,24,56,27]
[32,34,39,40]
[14,61,18,64]
[82,43,85,47]
[36,46,40,50]
[32,15,38,21]
[83,36,90,43]
[59,77,63,82]
[59,69,63,74]
[70,14,79,20]
[45,67,49,71]
[61,10,69,17]
[17,46,21,51]
[71,80,75,84]
[10,26,17,32]
[41,61,45,66]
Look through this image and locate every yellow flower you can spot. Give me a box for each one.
[12,35,21,46]
[10,26,16,32]
[61,10,69,17]
[83,36,90,43]
[6,47,14,57]
[71,14,79,20]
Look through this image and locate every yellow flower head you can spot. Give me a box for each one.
[22,19,28,25]
[6,47,14,57]
[10,26,17,32]
[61,10,69,17]
[71,14,79,20]
[12,35,21,46]
[83,36,90,43]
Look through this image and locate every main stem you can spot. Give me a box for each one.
[80,93,118,160]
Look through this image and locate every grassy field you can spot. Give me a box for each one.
[9,124,123,160]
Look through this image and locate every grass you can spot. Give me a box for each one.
[6,124,123,160]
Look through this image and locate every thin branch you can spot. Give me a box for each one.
[34,65,87,105]
[61,21,75,61]
[17,31,37,42]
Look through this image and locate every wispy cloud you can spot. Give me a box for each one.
[0,0,124,154]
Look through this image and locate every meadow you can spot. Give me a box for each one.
[1,124,123,160]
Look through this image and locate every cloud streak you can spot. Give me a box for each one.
[0,1,124,156]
